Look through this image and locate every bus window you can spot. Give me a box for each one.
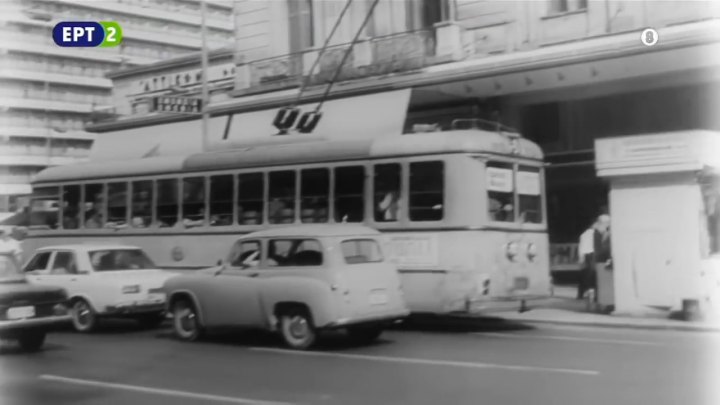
[156,179,179,228]
[61,185,81,229]
[409,161,444,221]
[237,172,264,225]
[83,183,105,229]
[131,180,152,228]
[107,182,128,226]
[334,166,364,223]
[518,166,543,224]
[182,177,206,227]
[300,168,329,223]
[374,163,401,222]
[30,186,60,229]
[486,162,514,222]
[269,171,296,224]
[210,174,233,226]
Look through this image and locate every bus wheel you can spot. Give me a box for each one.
[172,300,202,342]
[279,308,316,350]
[71,299,97,333]
[347,326,383,344]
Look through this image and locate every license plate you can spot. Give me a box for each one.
[7,306,35,320]
[369,291,388,306]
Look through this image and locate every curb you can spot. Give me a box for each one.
[494,316,720,333]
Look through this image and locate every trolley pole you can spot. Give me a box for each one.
[200,0,210,152]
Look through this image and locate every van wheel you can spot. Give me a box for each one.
[279,308,316,350]
[347,326,383,343]
[18,332,46,352]
[71,299,97,333]
[172,300,202,342]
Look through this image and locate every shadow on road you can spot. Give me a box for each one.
[394,314,537,333]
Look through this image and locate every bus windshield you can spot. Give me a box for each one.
[484,160,543,224]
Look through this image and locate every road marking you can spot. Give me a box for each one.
[39,375,295,405]
[476,332,664,346]
[249,347,599,376]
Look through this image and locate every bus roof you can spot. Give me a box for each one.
[33,130,543,184]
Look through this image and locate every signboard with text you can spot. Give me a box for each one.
[150,96,203,114]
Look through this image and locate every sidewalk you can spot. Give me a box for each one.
[488,286,720,333]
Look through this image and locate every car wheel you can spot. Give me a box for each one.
[18,332,46,352]
[136,313,166,329]
[279,308,316,350]
[347,326,383,344]
[172,300,202,342]
[71,299,97,333]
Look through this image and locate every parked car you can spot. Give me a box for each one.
[0,252,70,351]
[164,225,410,350]
[23,245,175,332]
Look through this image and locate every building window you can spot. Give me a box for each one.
[549,0,588,14]
[407,0,449,30]
[287,0,314,53]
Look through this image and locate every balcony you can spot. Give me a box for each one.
[236,29,440,96]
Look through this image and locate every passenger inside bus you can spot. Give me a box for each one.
[378,191,400,221]
[183,207,205,227]
[489,197,514,222]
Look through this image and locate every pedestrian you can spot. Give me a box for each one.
[0,228,23,263]
[576,221,596,300]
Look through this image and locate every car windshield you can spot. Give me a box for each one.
[88,249,157,271]
[0,254,23,280]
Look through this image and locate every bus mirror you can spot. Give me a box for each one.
[297,111,322,133]
[273,107,300,132]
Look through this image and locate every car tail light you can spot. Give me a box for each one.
[527,243,538,261]
[506,242,519,261]
[122,285,141,294]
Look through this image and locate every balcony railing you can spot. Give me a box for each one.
[239,29,438,95]
[0,145,90,158]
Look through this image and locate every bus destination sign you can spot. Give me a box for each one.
[150,96,203,114]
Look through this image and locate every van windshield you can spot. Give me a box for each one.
[341,239,383,264]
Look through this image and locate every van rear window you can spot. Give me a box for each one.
[341,239,383,264]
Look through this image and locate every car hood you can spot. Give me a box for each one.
[0,279,67,306]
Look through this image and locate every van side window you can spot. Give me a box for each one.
[156,178,179,227]
[237,172,264,225]
[341,239,383,264]
[51,252,78,275]
[228,240,260,268]
[374,163,402,222]
[300,168,329,223]
[267,239,323,267]
[334,166,365,223]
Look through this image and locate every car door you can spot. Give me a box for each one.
[23,251,55,285]
[200,239,264,328]
[44,250,93,301]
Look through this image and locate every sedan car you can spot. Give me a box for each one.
[0,252,70,351]
[23,245,175,332]
[164,224,410,350]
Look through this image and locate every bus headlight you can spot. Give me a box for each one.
[506,242,519,261]
[527,243,538,261]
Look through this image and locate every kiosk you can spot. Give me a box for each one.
[595,130,720,318]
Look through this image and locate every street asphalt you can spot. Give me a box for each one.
[1,318,718,405]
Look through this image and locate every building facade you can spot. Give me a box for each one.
[86,0,720,267]
[0,0,236,219]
